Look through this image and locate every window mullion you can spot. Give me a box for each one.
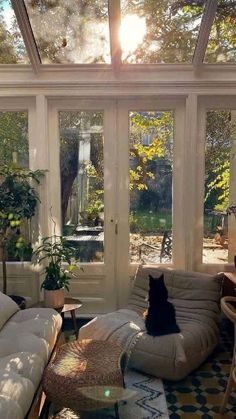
[108,0,122,73]
[11,0,41,73]
[193,0,217,68]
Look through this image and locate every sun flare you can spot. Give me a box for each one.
[120,14,146,57]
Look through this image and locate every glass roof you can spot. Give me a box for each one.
[205,0,236,63]
[0,0,235,68]
[24,0,110,64]
[0,0,29,63]
[120,0,205,64]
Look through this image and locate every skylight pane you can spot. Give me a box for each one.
[0,0,29,64]
[24,0,110,64]
[120,0,205,64]
[205,1,236,63]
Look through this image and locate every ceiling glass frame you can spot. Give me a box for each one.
[8,0,234,73]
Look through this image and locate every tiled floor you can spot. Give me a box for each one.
[164,320,236,418]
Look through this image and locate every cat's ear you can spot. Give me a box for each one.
[149,274,156,285]
[149,273,164,281]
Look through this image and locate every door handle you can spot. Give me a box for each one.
[110,219,118,234]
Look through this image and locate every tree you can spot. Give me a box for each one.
[205,110,235,212]
[129,111,173,213]
[121,0,236,64]
[205,0,236,63]
[122,0,204,63]
[24,0,109,63]
[0,2,29,64]
[0,111,28,166]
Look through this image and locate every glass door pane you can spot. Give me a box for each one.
[129,110,174,264]
[59,111,104,262]
[203,109,236,264]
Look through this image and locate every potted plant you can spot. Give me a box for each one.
[33,234,78,308]
[0,165,44,294]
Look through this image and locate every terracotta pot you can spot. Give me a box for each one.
[44,288,65,308]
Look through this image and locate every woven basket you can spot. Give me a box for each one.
[43,339,126,411]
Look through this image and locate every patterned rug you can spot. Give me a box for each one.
[164,320,236,418]
[48,370,169,419]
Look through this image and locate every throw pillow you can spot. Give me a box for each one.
[145,274,180,336]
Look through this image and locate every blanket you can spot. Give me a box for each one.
[79,309,145,357]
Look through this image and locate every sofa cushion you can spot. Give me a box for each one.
[128,266,221,314]
[0,352,44,388]
[0,307,62,419]
[0,369,34,418]
[0,395,23,419]
[0,291,19,331]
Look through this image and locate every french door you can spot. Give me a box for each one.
[48,99,117,314]
[47,98,185,313]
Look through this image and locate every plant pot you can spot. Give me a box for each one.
[44,288,65,309]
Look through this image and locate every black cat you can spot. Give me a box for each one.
[145,274,180,336]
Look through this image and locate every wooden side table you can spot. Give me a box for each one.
[33,297,82,339]
[220,272,236,298]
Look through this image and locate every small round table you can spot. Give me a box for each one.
[33,297,82,339]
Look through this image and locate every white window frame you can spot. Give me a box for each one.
[116,98,186,306]
[194,95,236,272]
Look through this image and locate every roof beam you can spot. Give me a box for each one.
[11,0,41,73]
[108,0,122,73]
[193,0,217,68]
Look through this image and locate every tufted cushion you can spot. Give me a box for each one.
[0,307,62,419]
[0,291,19,331]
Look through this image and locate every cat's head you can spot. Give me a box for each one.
[148,274,168,301]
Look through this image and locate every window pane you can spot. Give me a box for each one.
[120,0,204,64]
[60,111,104,262]
[0,111,28,167]
[205,3,236,63]
[129,111,173,264]
[0,0,29,63]
[203,110,236,263]
[24,0,110,64]
[0,111,30,261]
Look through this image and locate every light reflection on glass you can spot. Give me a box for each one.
[24,0,110,64]
[120,0,205,63]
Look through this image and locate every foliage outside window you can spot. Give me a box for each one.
[0,0,29,63]
[0,111,30,262]
[203,110,236,264]
[129,111,174,264]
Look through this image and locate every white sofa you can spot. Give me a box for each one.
[0,292,62,419]
[80,266,222,380]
